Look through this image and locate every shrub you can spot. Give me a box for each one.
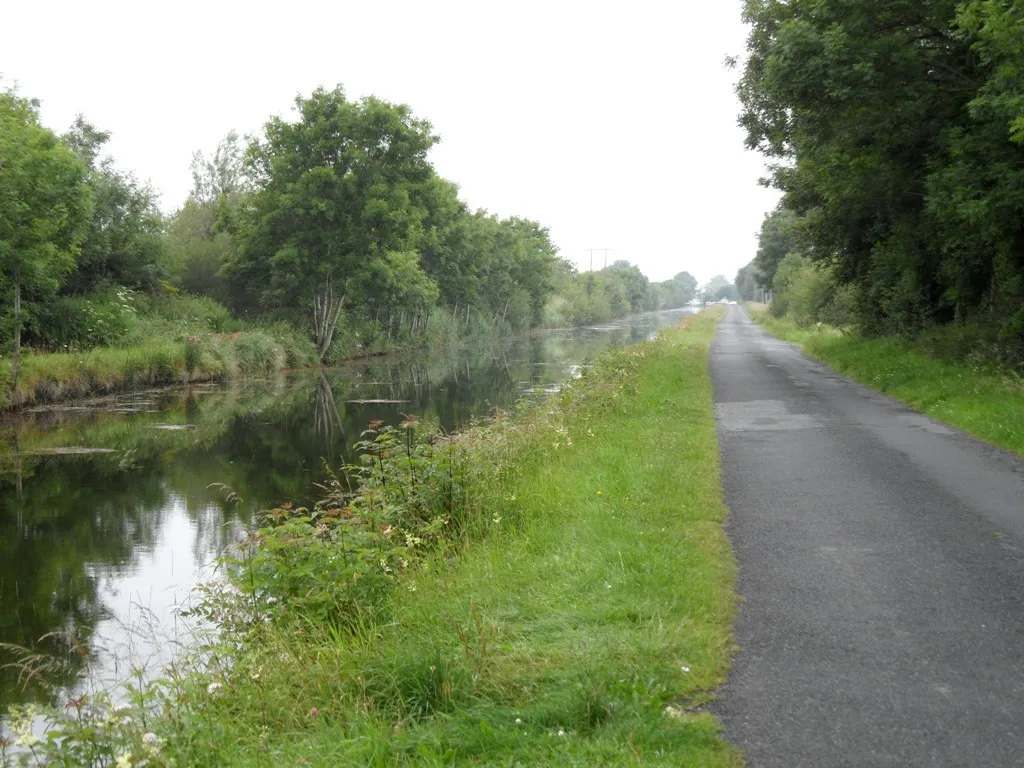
[227,420,473,630]
[819,282,861,329]
[32,289,139,350]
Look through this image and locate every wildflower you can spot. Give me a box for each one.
[558,729,566,737]
[515,718,523,725]
[143,732,160,746]
[309,707,318,718]
[14,733,40,749]
[116,753,133,768]
[680,665,691,673]
[207,682,222,696]
[596,490,604,495]
[492,515,502,524]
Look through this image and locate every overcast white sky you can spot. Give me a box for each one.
[3,0,779,286]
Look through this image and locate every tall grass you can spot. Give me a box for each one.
[0,331,318,410]
[751,308,1024,456]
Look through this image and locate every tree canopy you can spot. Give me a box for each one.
[738,0,1024,351]
[0,90,92,392]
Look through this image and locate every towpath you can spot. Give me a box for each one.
[711,305,1024,767]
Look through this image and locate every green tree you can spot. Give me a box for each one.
[735,262,761,301]
[190,130,247,205]
[416,176,477,310]
[701,275,737,303]
[464,212,559,331]
[736,0,1024,341]
[0,91,92,397]
[753,207,800,289]
[61,116,166,293]
[605,260,652,313]
[164,132,249,303]
[226,86,440,358]
[655,271,698,309]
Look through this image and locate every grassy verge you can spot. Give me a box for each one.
[6,309,738,766]
[0,327,319,411]
[748,306,1024,457]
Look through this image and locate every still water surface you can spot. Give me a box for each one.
[0,308,694,713]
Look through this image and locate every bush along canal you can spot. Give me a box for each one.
[0,307,739,766]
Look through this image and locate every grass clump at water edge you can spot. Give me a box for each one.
[0,328,319,411]
[3,308,739,766]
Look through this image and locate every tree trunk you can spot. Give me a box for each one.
[313,277,345,363]
[11,276,21,398]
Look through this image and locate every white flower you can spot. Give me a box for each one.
[116,753,133,768]
[680,665,691,673]
[14,733,40,748]
[515,717,522,725]
[142,732,160,746]
[558,729,566,737]
[207,682,222,695]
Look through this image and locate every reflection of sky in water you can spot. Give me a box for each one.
[84,495,225,696]
[0,308,696,723]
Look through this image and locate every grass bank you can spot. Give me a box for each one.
[749,306,1024,457]
[6,309,739,766]
[0,328,319,411]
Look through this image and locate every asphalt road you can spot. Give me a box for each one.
[710,305,1024,767]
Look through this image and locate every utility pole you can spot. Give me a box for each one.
[588,249,611,272]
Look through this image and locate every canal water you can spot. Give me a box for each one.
[0,308,695,715]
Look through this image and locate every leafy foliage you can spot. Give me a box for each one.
[61,117,168,294]
[0,89,93,394]
[231,420,472,629]
[738,0,1024,351]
